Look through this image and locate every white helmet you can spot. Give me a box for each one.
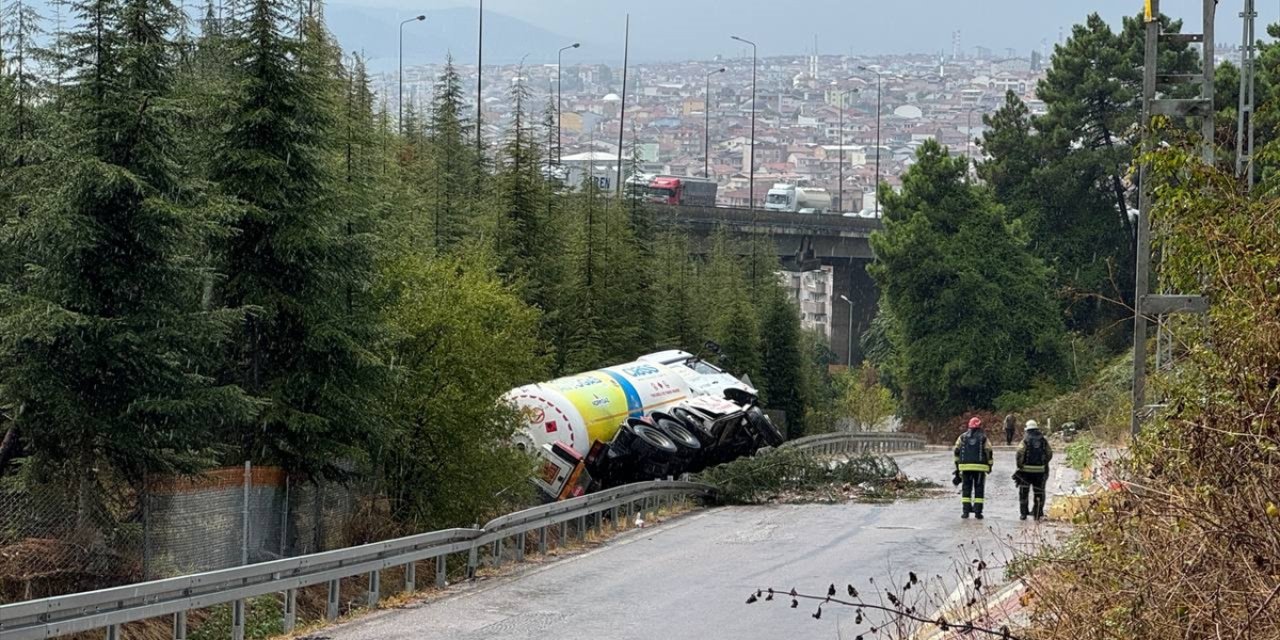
[1025,420,1040,431]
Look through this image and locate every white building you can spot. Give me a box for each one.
[778,266,834,339]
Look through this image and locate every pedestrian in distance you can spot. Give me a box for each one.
[953,416,993,520]
[1003,413,1016,446]
[1015,419,1053,521]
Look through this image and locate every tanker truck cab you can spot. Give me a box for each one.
[636,350,756,401]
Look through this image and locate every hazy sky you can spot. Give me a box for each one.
[343,0,1278,62]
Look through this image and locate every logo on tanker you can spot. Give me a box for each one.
[649,380,682,398]
[554,375,604,391]
[620,364,661,378]
[590,394,610,407]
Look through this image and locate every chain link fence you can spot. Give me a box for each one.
[1,465,376,604]
[0,475,143,604]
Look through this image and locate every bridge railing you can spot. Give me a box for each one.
[0,481,711,640]
[781,431,927,457]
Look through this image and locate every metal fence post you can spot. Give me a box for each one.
[404,561,416,592]
[231,598,246,640]
[436,554,447,588]
[539,526,548,554]
[467,544,479,579]
[106,625,120,640]
[515,532,525,562]
[241,461,251,566]
[173,611,188,640]
[366,570,380,608]
[282,588,297,632]
[326,578,340,621]
[280,476,290,557]
[493,538,504,568]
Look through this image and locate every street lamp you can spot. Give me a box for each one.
[557,42,580,165]
[705,66,726,177]
[858,65,882,216]
[839,294,854,366]
[398,14,426,134]
[731,35,757,209]
[965,107,976,181]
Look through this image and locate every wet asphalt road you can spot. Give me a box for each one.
[322,448,1075,640]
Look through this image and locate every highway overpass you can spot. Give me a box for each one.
[644,204,881,365]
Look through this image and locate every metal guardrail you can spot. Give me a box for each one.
[0,481,711,640]
[0,432,923,640]
[781,431,926,456]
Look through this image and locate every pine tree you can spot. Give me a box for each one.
[759,287,806,437]
[426,55,476,250]
[870,140,1065,419]
[0,0,253,483]
[209,0,380,477]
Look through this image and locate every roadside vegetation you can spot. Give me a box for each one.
[1018,134,1280,637]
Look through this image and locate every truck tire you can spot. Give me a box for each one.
[628,422,678,480]
[659,410,715,448]
[746,406,784,448]
[654,417,704,474]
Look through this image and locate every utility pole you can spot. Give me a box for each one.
[859,66,883,215]
[398,15,425,135]
[615,14,630,198]
[1237,0,1257,187]
[475,0,483,158]
[731,35,758,209]
[1131,0,1214,436]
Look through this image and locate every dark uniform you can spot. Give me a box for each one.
[1003,414,1016,446]
[1016,427,1053,520]
[953,428,993,519]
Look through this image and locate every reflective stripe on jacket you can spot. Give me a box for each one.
[953,430,993,474]
[1016,433,1053,473]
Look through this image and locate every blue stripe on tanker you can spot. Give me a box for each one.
[600,369,645,418]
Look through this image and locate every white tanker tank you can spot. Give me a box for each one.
[502,350,782,500]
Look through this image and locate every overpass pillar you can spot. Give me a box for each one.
[830,259,878,366]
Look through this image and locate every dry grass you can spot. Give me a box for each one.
[1016,142,1280,639]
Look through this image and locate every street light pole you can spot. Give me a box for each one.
[475,0,483,157]
[705,66,725,177]
[840,294,854,366]
[398,15,426,135]
[859,66,883,216]
[731,35,757,209]
[965,107,974,182]
[557,42,580,165]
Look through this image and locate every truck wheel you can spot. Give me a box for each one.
[657,410,715,448]
[628,423,678,480]
[655,417,704,474]
[746,406,784,448]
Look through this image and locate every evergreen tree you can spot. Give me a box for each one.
[870,140,1065,419]
[209,0,379,477]
[426,55,476,250]
[759,288,806,437]
[0,0,253,482]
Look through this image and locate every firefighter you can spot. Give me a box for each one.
[1016,420,1053,521]
[953,416,994,519]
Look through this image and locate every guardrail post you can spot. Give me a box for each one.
[576,515,586,540]
[282,588,296,632]
[559,520,567,546]
[436,554,447,588]
[493,538,504,568]
[107,624,121,640]
[404,561,416,592]
[467,545,479,579]
[174,611,188,640]
[231,598,246,640]
[539,526,548,554]
[367,569,380,608]
[326,578,340,621]
[611,505,619,531]
[515,532,525,562]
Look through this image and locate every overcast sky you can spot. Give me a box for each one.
[347,0,1276,62]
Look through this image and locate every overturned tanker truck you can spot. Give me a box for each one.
[503,349,784,501]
